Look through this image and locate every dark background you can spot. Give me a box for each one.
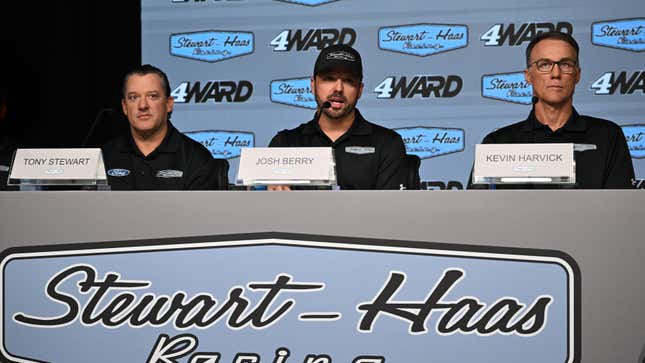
[1,1,140,148]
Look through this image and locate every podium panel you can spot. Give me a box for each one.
[0,190,643,363]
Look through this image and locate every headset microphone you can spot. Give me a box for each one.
[531,96,539,104]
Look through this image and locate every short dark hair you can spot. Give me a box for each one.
[122,64,171,98]
[525,31,580,68]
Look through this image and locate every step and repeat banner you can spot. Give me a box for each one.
[141,0,644,188]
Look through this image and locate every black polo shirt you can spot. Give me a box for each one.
[102,122,228,190]
[268,109,406,189]
[467,108,635,189]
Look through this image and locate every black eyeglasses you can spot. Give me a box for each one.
[529,59,578,74]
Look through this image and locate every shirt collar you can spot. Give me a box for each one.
[521,107,587,133]
[120,121,179,155]
[302,108,373,136]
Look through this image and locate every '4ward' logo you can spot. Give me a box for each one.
[374,76,462,99]
[482,72,533,105]
[270,28,356,52]
[171,81,253,103]
[481,22,572,46]
[378,24,468,56]
[590,71,645,95]
[170,30,254,62]
[592,18,645,52]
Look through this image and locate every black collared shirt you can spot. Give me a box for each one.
[467,108,635,189]
[269,109,406,189]
[102,123,228,190]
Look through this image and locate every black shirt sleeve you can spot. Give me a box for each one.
[375,132,407,190]
[603,126,636,188]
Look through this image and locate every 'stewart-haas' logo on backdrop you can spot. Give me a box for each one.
[482,72,533,105]
[592,18,645,52]
[395,127,465,159]
[270,77,316,109]
[378,24,468,56]
[170,30,254,62]
[185,130,255,159]
[621,125,645,159]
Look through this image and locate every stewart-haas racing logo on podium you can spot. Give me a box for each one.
[0,232,579,363]
[482,72,533,104]
[592,18,645,52]
[378,24,468,56]
[395,127,465,159]
[170,30,254,62]
[270,77,316,109]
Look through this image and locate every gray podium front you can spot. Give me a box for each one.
[0,190,643,363]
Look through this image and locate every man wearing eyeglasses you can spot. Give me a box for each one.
[468,31,635,189]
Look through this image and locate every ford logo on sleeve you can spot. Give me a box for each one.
[107,169,130,177]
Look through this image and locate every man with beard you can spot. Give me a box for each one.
[468,31,634,189]
[268,44,406,190]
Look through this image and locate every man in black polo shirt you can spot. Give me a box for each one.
[468,31,635,189]
[102,64,228,190]
[268,44,406,190]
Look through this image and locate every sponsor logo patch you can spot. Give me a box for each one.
[156,169,184,178]
[270,77,316,109]
[185,130,255,159]
[378,24,468,56]
[170,30,254,62]
[395,127,465,159]
[345,146,375,155]
[591,18,645,52]
[107,168,130,177]
[621,124,645,159]
[482,72,533,104]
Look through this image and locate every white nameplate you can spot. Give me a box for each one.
[236,147,335,186]
[8,148,107,185]
[472,143,575,184]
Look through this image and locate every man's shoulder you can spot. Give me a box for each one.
[579,114,623,133]
[481,119,527,143]
[360,118,404,142]
[175,130,214,161]
[274,121,311,137]
[101,133,130,154]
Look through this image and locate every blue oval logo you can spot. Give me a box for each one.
[270,77,316,109]
[170,30,254,63]
[482,72,533,105]
[378,24,468,56]
[107,169,130,177]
